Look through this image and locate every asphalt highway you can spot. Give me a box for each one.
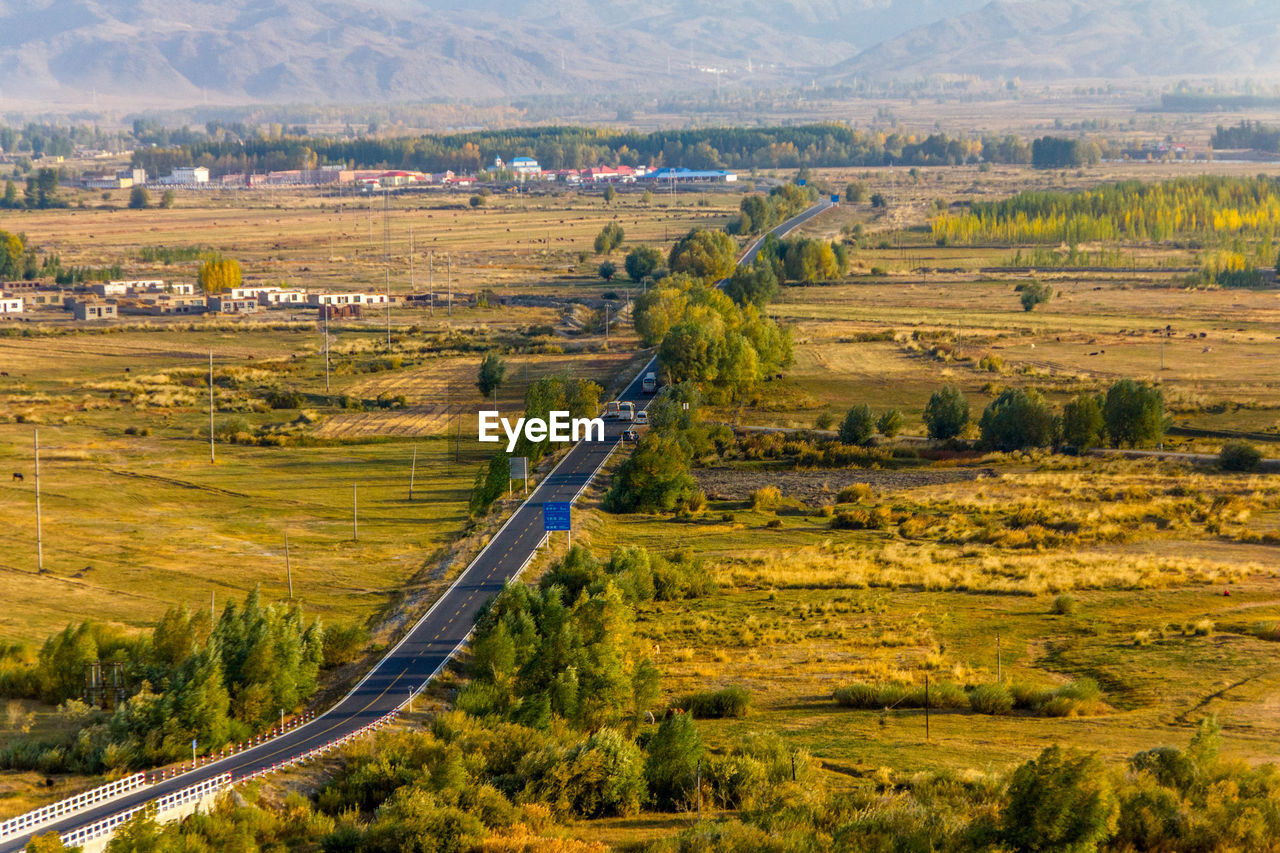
[0,199,831,851]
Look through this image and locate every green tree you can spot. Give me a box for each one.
[1002,745,1119,853]
[604,430,699,513]
[159,190,175,209]
[469,194,484,208]
[668,229,736,281]
[1020,280,1054,311]
[469,453,511,517]
[128,186,151,209]
[1103,379,1164,447]
[624,246,663,282]
[602,185,617,204]
[1061,393,1104,451]
[979,388,1057,451]
[476,352,506,398]
[838,404,875,446]
[646,711,703,810]
[876,408,903,438]
[0,179,19,209]
[594,222,625,254]
[845,181,867,202]
[783,238,839,283]
[724,259,779,308]
[923,385,970,441]
[870,192,888,208]
[598,260,617,281]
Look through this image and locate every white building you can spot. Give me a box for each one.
[0,295,23,315]
[162,167,210,185]
[307,292,389,306]
[510,156,541,177]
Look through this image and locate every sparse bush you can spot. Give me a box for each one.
[751,486,782,511]
[1219,440,1263,472]
[836,483,872,503]
[1051,594,1078,615]
[830,506,891,530]
[968,682,1014,715]
[681,686,751,719]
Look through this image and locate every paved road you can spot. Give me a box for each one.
[0,199,831,852]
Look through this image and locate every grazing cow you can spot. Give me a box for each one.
[12,472,23,483]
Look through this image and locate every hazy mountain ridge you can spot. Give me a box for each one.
[0,0,1276,110]
[833,0,1280,81]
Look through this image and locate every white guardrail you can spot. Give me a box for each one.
[57,772,231,849]
[0,772,148,842]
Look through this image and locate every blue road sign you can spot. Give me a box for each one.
[831,194,840,204]
[797,179,806,186]
[543,501,571,532]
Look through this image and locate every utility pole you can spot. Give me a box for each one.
[352,483,358,541]
[428,250,434,318]
[996,633,1002,683]
[447,255,453,318]
[409,225,414,291]
[696,758,702,822]
[323,307,331,392]
[385,268,392,346]
[210,589,215,626]
[604,303,609,344]
[284,531,293,599]
[924,672,930,741]
[409,444,417,501]
[208,352,215,464]
[33,428,42,571]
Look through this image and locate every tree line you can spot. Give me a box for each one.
[122,123,1047,178]
[932,175,1280,249]
[0,589,328,774]
[832,378,1165,452]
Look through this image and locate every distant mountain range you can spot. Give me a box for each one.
[0,0,1276,110]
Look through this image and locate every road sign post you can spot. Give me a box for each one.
[511,456,529,496]
[543,501,571,548]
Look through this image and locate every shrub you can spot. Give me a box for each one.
[645,712,702,810]
[876,408,903,438]
[1051,594,1078,616]
[1219,440,1262,472]
[814,411,835,430]
[751,486,782,511]
[264,388,304,409]
[830,507,891,530]
[681,686,751,719]
[322,623,369,668]
[969,683,1014,715]
[836,483,873,503]
[1019,280,1054,311]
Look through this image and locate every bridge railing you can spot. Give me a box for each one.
[0,772,149,842]
[57,772,231,849]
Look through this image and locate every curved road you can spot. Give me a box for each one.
[0,199,831,852]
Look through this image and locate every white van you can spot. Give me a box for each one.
[642,372,657,394]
